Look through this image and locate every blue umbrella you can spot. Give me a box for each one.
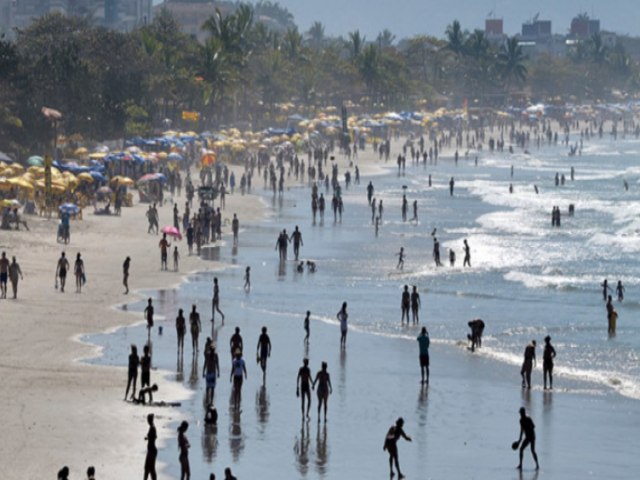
[90,171,106,183]
[59,203,80,215]
[168,152,183,161]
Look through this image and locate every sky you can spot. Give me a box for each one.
[270,0,638,39]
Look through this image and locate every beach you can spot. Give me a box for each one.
[3,125,640,480]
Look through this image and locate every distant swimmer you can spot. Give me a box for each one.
[534,185,539,195]
[417,327,430,384]
[401,194,408,222]
[616,280,625,302]
[449,177,455,196]
[520,340,537,389]
[463,239,471,267]
[542,336,556,390]
[367,181,374,205]
[412,200,418,222]
[449,249,456,267]
[401,285,411,324]
[513,407,539,470]
[601,279,612,302]
[396,247,405,270]
[383,417,412,479]
[433,237,442,267]
[624,179,629,191]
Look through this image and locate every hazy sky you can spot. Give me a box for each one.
[271,1,637,39]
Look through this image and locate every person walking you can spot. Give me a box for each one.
[8,256,23,299]
[143,414,158,480]
[337,302,348,349]
[177,421,191,480]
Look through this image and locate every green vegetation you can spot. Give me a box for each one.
[0,9,638,156]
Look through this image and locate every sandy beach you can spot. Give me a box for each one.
[3,122,640,480]
[0,170,264,480]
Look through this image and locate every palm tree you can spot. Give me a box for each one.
[445,20,466,56]
[359,43,380,103]
[588,33,608,65]
[465,29,489,61]
[376,29,395,49]
[497,36,528,92]
[307,21,325,50]
[348,30,365,62]
[282,27,303,60]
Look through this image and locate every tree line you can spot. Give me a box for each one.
[0,7,638,156]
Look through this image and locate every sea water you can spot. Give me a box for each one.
[86,132,640,478]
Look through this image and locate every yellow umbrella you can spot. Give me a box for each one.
[75,147,89,156]
[89,152,107,160]
[157,152,168,160]
[10,162,24,173]
[8,177,34,191]
[77,172,94,183]
[0,177,12,190]
[110,175,135,187]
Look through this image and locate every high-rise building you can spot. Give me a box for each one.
[570,14,600,39]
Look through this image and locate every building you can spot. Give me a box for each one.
[0,0,151,37]
[153,1,233,43]
[516,16,566,58]
[570,14,600,39]
[521,18,551,39]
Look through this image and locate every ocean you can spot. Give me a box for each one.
[86,130,640,479]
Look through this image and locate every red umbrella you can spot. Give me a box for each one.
[161,225,182,240]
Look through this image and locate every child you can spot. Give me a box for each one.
[243,266,251,292]
[396,247,405,270]
[173,246,180,271]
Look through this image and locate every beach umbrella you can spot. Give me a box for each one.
[110,175,135,187]
[89,171,106,183]
[201,152,216,166]
[0,177,12,190]
[97,186,112,195]
[10,162,24,173]
[1,198,21,208]
[168,152,183,161]
[161,225,182,240]
[0,151,12,162]
[8,177,34,191]
[27,156,44,167]
[77,172,94,183]
[89,152,107,160]
[59,203,80,215]
[74,147,89,156]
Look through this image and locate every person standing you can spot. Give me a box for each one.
[173,246,180,271]
[337,302,348,349]
[144,298,154,343]
[176,308,186,357]
[123,256,131,294]
[177,421,191,480]
[304,310,310,344]
[312,361,332,423]
[401,285,410,324]
[189,305,201,352]
[140,344,151,389]
[383,417,412,479]
[542,336,556,390]
[410,286,421,324]
[449,177,455,196]
[616,280,625,302]
[243,266,251,292]
[56,251,70,292]
[159,234,171,271]
[8,256,23,299]
[433,237,442,267]
[74,253,85,293]
[396,247,405,270]
[232,213,239,246]
[513,407,540,471]
[124,344,139,400]
[463,239,471,267]
[297,358,312,419]
[520,340,536,389]
[417,327,430,385]
[256,326,272,384]
[143,414,157,480]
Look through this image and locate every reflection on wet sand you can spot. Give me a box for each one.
[255,385,270,427]
[314,424,329,476]
[189,352,199,389]
[294,420,310,476]
[228,408,245,461]
[201,424,218,463]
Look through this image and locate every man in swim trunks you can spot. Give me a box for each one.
[514,407,539,470]
[56,251,70,293]
[417,327,430,384]
[0,251,9,299]
[297,358,312,418]
[256,326,271,384]
[203,340,220,404]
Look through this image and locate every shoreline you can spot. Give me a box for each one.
[0,163,267,479]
